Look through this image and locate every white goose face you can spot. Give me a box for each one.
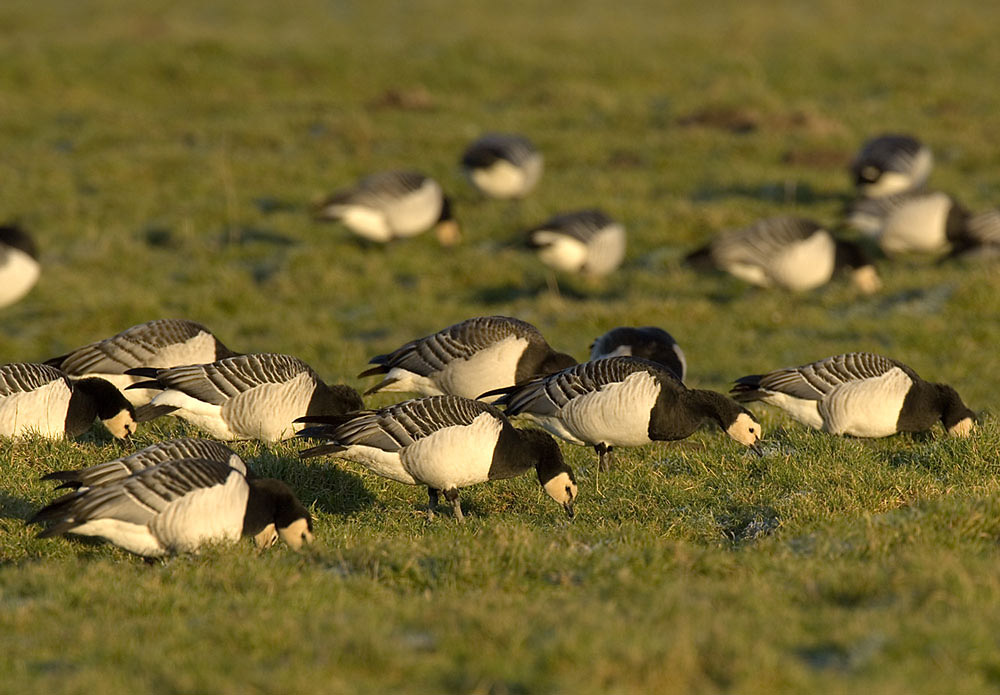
[542,471,578,519]
[253,523,279,549]
[727,412,763,447]
[948,417,974,438]
[103,409,137,439]
[851,265,882,295]
[278,517,314,551]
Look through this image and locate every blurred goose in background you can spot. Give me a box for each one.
[0,363,135,439]
[29,457,313,557]
[526,209,626,278]
[850,133,933,198]
[298,395,576,521]
[589,326,687,382]
[360,315,576,401]
[483,357,762,471]
[45,319,238,406]
[314,170,460,245]
[731,351,974,438]
[128,353,363,442]
[685,216,881,293]
[845,190,979,256]
[951,208,1000,258]
[461,133,543,199]
[0,224,40,308]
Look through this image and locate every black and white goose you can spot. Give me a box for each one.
[526,209,626,277]
[29,457,313,557]
[460,133,543,199]
[314,170,460,245]
[484,357,763,470]
[731,352,975,438]
[45,319,238,406]
[0,224,40,308]
[360,316,576,401]
[950,208,1000,259]
[0,363,136,439]
[589,326,687,382]
[685,216,881,293]
[298,395,576,521]
[128,353,363,442]
[850,133,933,198]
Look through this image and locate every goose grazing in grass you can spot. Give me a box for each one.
[685,216,881,293]
[314,170,460,245]
[29,457,313,557]
[45,318,239,406]
[0,363,135,439]
[845,190,973,256]
[731,352,975,438]
[128,353,363,442]
[0,224,40,308]
[483,356,762,471]
[589,326,687,382]
[360,316,576,401]
[298,395,576,521]
[950,208,1000,259]
[850,133,933,198]
[526,209,626,277]
[461,133,543,199]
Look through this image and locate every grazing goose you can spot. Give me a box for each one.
[29,457,313,557]
[526,209,626,277]
[128,353,363,442]
[845,190,971,256]
[298,395,576,521]
[589,326,687,382]
[483,357,762,470]
[731,352,974,438]
[0,363,135,439]
[45,319,238,406]
[850,134,933,198]
[685,217,881,293]
[460,133,543,199]
[950,209,1000,259]
[314,170,460,245]
[0,224,40,308]
[360,316,576,401]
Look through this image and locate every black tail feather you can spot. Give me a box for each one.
[134,404,177,422]
[124,367,160,379]
[730,375,766,402]
[684,244,716,269]
[299,442,348,459]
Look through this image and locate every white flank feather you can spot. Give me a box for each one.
[819,367,912,437]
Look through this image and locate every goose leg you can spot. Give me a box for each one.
[595,443,614,471]
[443,488,464,522]
[427,487,440,520]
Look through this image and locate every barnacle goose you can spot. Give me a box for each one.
[850,134,933,198]
[483,356,762,470]
[460,133,543,199]
[45,319,238,406]
[0,363,135,439]
[731,352,975,438]
[950,209,1000,259]
[298,395,576,521]
[845,190,976,256]
[0,225,40,308]
[685,217,881,293]
[526,209,626,277]
[314,170,460,245]
[127,353,363,442]
[589,327,687,382]
[29,457,312,556]
[359,316,576,401]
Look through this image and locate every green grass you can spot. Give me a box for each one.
[3,0,1000,692]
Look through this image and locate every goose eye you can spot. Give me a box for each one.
[749,427,755,433]
[565,485,572,496]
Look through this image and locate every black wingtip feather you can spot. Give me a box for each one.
[299,442,348,459]
[134,404,177,422]
[125,379,163,391]
[729,375,766,402]
[40,469,83,486]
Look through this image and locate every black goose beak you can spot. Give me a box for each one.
[750,442,764,457]
[564,502,575,520]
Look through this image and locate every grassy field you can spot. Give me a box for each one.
[3,0,1000,692]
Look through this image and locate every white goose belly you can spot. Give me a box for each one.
[819,368,911,437]
[768,231,836,291]
[0,249,40,307]
[436,336,528,400]
[400,413,504,490]
[149,474,249,553]
[554,372,660,447]
[221,373,317,441]
[0,382,71,438]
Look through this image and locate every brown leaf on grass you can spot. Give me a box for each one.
[676,106,760,133]
[782,147,851,169]
[368,87,434,111]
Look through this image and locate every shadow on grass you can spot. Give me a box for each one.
[691,182,848,206]
[0,492,36,522]
[471,281,625,305]
[249,450,377,517]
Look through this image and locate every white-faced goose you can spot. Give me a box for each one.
[685,216,881,293]
[845,190,978,256]
[314,170,460,245]
[731,352,975,438]
[483,356,763,470]
[45,319,238,406]
[128,353,363,442]
[298,395,576,521]
[360,316,576,401]
[29,457,313,557]
[526,209,626,277]
[0,363,135,439]
[589,326,687,382]
[460,133,543,199]
[850,134,933,198]
[0,224,40,308]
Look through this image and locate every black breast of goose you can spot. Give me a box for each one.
[359,316,576,401]
[314,170,459,245]
[846,191,970,256]
[44,318,238,406]
[460,133,543,199]
[0,224,40,308]
[0,363,136,439]
[526,209,626,277]
[589,326,687,382]
[485,356,762,470]
[731,351,975,438]
[127,353,363,442]
[298,395,576,521]
[850,134,933,198]
[29,457,313,557]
